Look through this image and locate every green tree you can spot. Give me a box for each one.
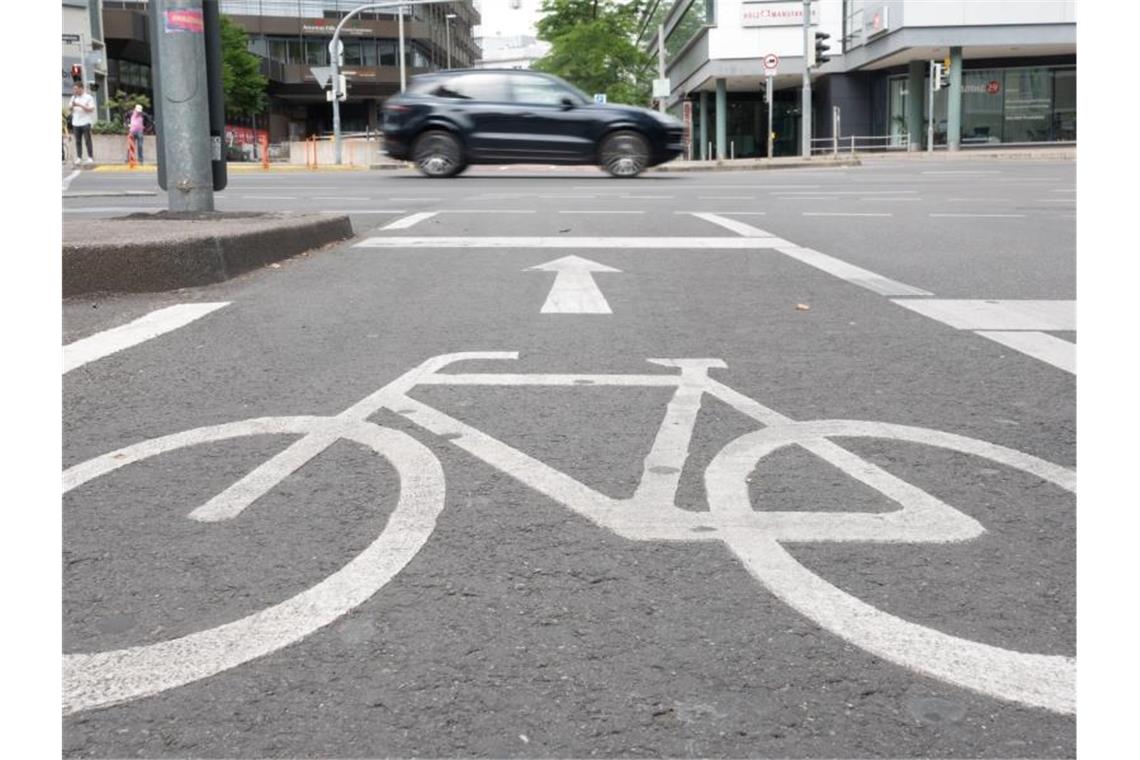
[532,0,653,106]
[220,15,268,117]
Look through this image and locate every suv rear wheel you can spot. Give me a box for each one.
[599,130,649,178]
[413,130,463,178]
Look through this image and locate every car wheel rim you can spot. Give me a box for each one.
[416,136,457,176]
[603,136,646,176]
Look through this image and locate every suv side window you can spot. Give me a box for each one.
[509,74,575,106]
[428,73,509,102]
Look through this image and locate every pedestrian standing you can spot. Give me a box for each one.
[126,104,147,163]
[69,82,96,165]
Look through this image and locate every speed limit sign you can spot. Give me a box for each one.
[763,53,779,74]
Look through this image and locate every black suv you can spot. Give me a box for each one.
[381,69,686,178]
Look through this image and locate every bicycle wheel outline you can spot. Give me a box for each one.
[703,418,1075,714]
[63,415,446,716]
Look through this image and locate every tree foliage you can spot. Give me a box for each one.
[532,0,653,106]
[220,15,268,117]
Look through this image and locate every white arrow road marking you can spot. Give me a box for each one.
[526,255,621,314]
[63,303,230,374]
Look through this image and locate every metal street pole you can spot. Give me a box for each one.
[330,1,446,165]
[446,13,455,69]
[801,0,811,158]
[398,7,406,91]
[657,24,667,113]
[927,60,935,153]
[767,75,774,161]
[158,0,215,211]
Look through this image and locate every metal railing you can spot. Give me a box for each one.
[810,134,911,156]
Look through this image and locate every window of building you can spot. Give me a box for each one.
[1053,68,1076,141]
[665,0,715,58]
[960,69,1004,144]
[1003,68,1053,143]
[378,40,397,66]
[304,39,328,65]
[268,38,288,63]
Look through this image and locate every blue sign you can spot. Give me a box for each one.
[594,93,607,104]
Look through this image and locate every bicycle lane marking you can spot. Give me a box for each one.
[63,417,446,715]
[63,303,230,374]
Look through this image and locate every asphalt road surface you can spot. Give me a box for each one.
[62,159,1076,758]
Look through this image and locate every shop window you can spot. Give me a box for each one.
[1003,68,1053,143]
[1052,68,1076,141]
[960,69,1004,144]
[304,40,327,65]
[378,40,397,66]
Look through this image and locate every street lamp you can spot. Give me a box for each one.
[445,13,457,69]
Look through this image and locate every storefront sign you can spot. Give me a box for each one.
[301,22,370,36]
[165,8,204,34]
[864,5,889,38]
[742,1,819,28]
[225,125,269,146]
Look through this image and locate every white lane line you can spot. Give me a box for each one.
[540,194,596,198]
[948,198,1009,202]
[776,190,917,195]
[622,195,673,199]
[317,209,407,214]
[63,303,230,374]
[1035,199,1076,203]
[929,213,1026,218]
[526,255,620,314]
[62,170,82,191]
[678,210,766,215]
[975,331,1075,374]
[699,196,756,200]
[381,211,439,230]
[922,170,1002,175]
[355,236,783,249]
[242,195,296,200]
[576,185,821,190]
[690,213,932,297]
[389,197,442,201]
[312,196,371,201]
[559,210,644,214]
[803,212,893,217]
[689,212,784,239]
[859,197,921,202]
[889,299,1075,331]
[440,209,537,214]
[1051,189,1076,193]
[773,196,830,200]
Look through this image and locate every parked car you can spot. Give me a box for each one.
[381,69,686,178]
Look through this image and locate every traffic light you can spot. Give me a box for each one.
[940,57,951,89]
[337,74,348,102]
[932,63,944,91]
[70,64,83,82]
[814,32,831,66]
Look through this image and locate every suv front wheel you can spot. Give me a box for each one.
[599,130,649,178]
[413,130,464,178]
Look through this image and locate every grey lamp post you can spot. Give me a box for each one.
[330,0,447,165]
[445,13,457,69]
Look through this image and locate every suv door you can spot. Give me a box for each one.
[422,72,520,160]
[503,73,597,161]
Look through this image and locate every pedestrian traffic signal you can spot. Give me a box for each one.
[814,32,832,66]
[939,58,950,89]
[931,63,944,91]
[70,64,83,82]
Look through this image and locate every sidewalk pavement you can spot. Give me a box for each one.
[63,211,353,297]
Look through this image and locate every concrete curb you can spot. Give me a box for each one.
[63,212,354,297]
[652,157,861,172]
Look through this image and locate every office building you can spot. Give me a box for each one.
[641,0,1076,158]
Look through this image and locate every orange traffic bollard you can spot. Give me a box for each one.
[260,133,269,170]
[127,134,137,169]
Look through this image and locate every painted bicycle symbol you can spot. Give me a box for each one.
[64,352,1075,715]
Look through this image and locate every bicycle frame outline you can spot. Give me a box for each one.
[64,352,1075,716]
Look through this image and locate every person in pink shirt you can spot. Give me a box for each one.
[125,104,149,163]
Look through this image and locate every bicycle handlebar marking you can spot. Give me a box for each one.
[64,352,1075,715]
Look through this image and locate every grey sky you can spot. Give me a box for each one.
[474,0,545,38]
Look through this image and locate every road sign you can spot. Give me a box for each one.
[594,93,607,104]
[652,78,670,98]
[310,66,334,88]
[763,53,779,74]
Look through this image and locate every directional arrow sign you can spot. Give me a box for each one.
[525,255,621,314]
